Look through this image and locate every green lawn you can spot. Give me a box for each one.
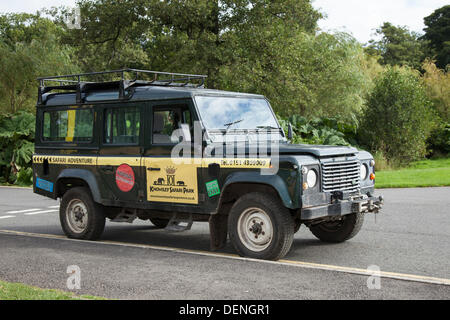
[0,280,104,300]
[375,158,450,188]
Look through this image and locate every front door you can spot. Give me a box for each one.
[145,158,199,204]
[144,102,201,205]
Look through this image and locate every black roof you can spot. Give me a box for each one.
[42,85,265,106]
[37,69,265,106]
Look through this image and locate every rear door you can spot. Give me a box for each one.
[97,102,145,203]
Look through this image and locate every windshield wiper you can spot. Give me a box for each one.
[256,126,279,130]
[224,119,244,131]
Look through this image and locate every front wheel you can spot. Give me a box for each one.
[60,187,106,240]
[309,212,364,243]
[228,192,295,260]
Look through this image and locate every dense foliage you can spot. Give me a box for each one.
[366,22,428,69]
[0,112,35,185]
[422,5,450,70]
[359,67,434,165]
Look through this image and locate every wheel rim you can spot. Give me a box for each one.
[66,199,89,234]
[237,207,273,252]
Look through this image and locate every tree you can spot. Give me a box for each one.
[0,14,79,114]
[422,5,450,70]
[0,13,63,49]
[422,60,450,122]
[422,60,450,157]
[359,67,435,165]
[366,22,427,69]
[51,1,375,119]
[49,0,151,71]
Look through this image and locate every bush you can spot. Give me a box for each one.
[427,123,450,157]
[0,111,35,185]
[278,114,355,146]
[359,67,435,165]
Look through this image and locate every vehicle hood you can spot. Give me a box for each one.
[278,143,358,157]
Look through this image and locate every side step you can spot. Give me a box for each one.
[111,209,137,223]
[165,213,193,232]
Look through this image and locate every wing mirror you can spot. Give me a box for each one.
[287,122,293,141]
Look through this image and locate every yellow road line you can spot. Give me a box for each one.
[0,229,449,286]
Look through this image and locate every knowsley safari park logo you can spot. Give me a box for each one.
[150,166,194,196]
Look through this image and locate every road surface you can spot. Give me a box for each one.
[0,186,449,299]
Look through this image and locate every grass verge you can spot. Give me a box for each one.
[376,158,450,188]
[0,280,105,300]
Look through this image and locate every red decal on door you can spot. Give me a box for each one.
[115,164,135,192]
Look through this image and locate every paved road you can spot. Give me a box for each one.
[0,186,449,299]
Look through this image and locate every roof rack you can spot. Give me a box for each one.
[37,68,208,105]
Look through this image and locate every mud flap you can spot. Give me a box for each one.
[209,214,228,251]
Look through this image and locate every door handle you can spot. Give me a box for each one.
[147,167,161,171]
[101,165,114,173]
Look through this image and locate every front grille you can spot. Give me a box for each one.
[321,160,360,193]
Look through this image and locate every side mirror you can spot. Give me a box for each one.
[287,123,293,140]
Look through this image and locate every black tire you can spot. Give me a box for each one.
[309,212,364,243]
[150,218,169,229]
[294,218,302,233]
[60,187,106,240]
[228,192,295,260]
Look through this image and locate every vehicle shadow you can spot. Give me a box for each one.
[101,223,237,254]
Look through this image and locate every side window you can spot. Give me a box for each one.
[43,109,93,142]
[152,107,191,144]
[104,106,141,144]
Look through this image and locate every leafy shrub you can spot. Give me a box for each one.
[0,111,35,185]
[278,114,356,146]
[427,123,450,157]
[358,67,435,165]
[372,150,392,171]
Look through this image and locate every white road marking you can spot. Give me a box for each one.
[48,206,60,209]
[6,208,41,214]
[24,210,59,215]
[0,229,449,287]
[0,216,16,219]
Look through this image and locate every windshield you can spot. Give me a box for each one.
[194,96,280,131]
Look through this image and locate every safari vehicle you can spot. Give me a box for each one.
[32,69,383,261]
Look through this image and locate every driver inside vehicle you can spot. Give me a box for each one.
[153,109,182,144]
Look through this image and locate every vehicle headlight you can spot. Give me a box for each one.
[360,163,368,180]
[306,169,318,188]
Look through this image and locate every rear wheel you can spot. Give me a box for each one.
[60,187,105,240]
[228,192,294,260]
[309,212,364,243]
[150,218,170,229]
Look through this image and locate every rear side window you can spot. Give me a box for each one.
[104,106,141,144]
[43,109,94,142]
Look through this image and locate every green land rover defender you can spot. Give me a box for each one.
[33,69,383,260]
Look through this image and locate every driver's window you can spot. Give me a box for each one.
[152,107,190,144]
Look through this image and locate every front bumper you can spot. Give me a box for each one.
[301,193,384,221]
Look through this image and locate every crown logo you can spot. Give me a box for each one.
[165,166,176,175]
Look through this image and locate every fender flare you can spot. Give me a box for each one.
[56,169,102,203]
[221,171,296,209]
